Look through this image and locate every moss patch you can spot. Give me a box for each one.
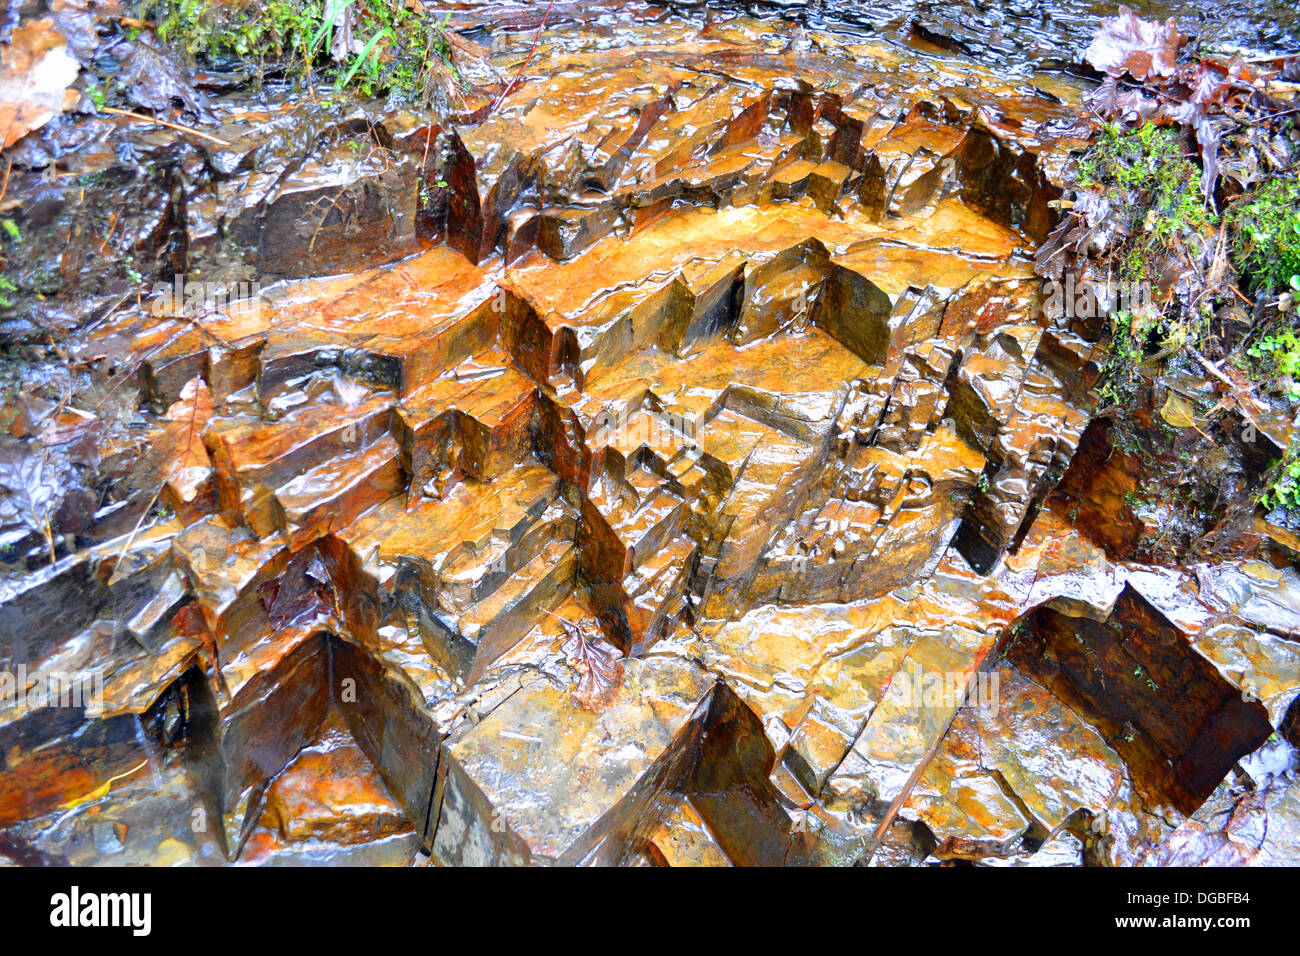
[1075,123,1217,409]
[1230,173,1300,295]
[139,0,463,103]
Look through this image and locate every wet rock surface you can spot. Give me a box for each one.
[1,3,1298,866]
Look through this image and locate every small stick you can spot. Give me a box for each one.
[538,606,591,642]
[537,606,577,629]
[1229,284,1256,309]
[1258,105,1300,121]
[1190,348,1269,431]
[99,107,233,147]
[1201,50,1297,64]
[489,0,555,113]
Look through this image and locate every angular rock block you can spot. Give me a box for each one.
[1007,585,1274,814]
[330,636,444,850]
[180,633,331,859]
[955,123,1057,243]
[0,705,145,827]
[431,656,717,865]
[11,9,1247,868]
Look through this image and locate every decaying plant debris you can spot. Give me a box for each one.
[1038,5,1300,558]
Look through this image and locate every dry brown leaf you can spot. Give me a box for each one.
[157,376,215,503]
[50,0,115,61]
[0,18,80,149]
[172,601,224,687]
[114,38,206,115]
[446,31,491,61]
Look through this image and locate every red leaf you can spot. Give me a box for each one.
[258,548,336,628]
[559,617,624,712]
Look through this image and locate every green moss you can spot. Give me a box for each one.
[1077,123,1216,281]
[1090,124,1215,289]
[1076,123,1218,409]
[1262,447,1300,512]
[1230,174,1300,294]
[1230,177,1300,413]
[140,0,460,103]
[1078,124,1213,224]
[145,0,321,64]
[1248,325,1300,401]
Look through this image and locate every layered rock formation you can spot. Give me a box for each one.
[1,7,1297,866]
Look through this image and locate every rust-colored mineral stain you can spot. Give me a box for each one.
[1,1,1297,869]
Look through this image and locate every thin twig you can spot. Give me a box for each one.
[1190,348,1270,436]
[1230,284,1256,309]
[107,486,161,586]
[489,0,555,113]
[1258,105,1300,122]
[99,107,233,147]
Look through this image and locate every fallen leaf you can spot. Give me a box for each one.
[559,617,624,711]
[173,600,220,671]
[258,547,336,628]
[1085,6,1184,82]
[447,31,491,61]
[1159,390,1216,442]
[38,407,100,469]
[58,759,149,811]
[0,18,80,149]
[1186,65,1230,109]
[328,2,364,62]
[156,376,215,503]
[0,439,60,555]
[1164,98,1222,198]
[5,392,55,438]
[1160,390,1199,428]
[113,37,206,115]
[1113,86,1160,122]
[50,0,115,62]
[0,398,101,559]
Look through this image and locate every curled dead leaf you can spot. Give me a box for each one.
[1159,391,1199,429]
[1085,6,1184,82]
[114,37,206,116]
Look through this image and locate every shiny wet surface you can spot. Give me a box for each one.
[0,3,1298,867]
